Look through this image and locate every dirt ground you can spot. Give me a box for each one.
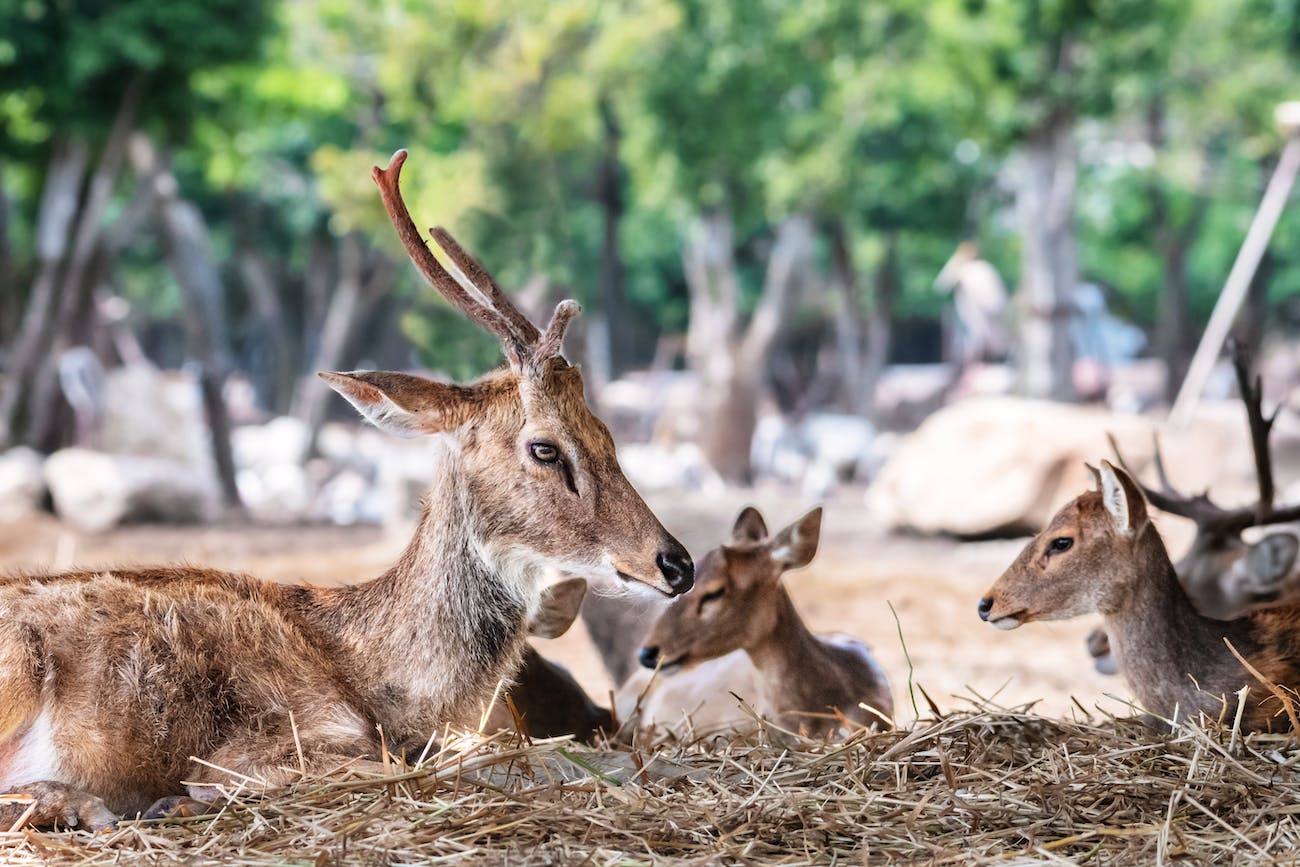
[0,488,1198,726]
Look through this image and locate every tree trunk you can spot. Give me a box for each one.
[865,232,899,417]
[132,135,243,511]
[1016,108,1078,401]
[828,220,865,413]
[0,139,88,448]
[238,245,297,414]
[293,234,395,455]
[0,160,12,348]
[593,97,629,382]
[690,213,812,483]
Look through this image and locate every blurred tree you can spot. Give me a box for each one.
[927,0,1171,400]
[0,0,273,507]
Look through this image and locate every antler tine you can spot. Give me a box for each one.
[533,300,581,369]
[428,227,541,346]
[1107,431,1238,531]
[1230,340,1276,521]
[371,151,527,366]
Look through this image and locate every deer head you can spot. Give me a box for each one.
[638,506,822,670]
[979,461,1155,629]
[324,150,692,597]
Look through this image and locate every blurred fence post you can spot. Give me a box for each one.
[1170,104,1300,428]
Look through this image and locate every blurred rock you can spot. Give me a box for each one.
[619,441,725,495]
[100,367,210,466]
[45,448,220,533]
[752,413,878,498]
[232,416,310,471]
[867,397,1181,536]
[237,463,311,524]
[0,447,47,522]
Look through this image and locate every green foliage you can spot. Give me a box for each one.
[0,0,275,150]
[4,0,1300,379]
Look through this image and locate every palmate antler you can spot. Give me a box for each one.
[371,149,578,373]
[1109,342,1300,539]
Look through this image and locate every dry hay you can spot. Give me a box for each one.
[5,699,1300,866]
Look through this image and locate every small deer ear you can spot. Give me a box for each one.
[732,507,769,543]
[528,578,588,639]
[1084,463,1103,491]
[1246,533,1299,587]
[319,371,475,437]
[769,507,822,569]
[1098,460,1147,536]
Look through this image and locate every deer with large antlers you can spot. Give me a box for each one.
[1085,347,1300,673]
[0,150,691,830]
[980,459,1300,730]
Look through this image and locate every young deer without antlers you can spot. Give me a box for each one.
[0,149,691,830]
[481,578,613,744]
[624,507,893,738]
[1085,347,1300,673]
[980,460,1300,731]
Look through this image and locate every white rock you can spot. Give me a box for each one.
[0,447,46,522]
[100,367,210,467]
[45,448,220,533]
[232,416,310,471]
[866,397,1154,536]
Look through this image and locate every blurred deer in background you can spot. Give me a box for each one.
[481,578,613,744]
[623,507,893,739]
[981,460,1300,731]
[1086,347,1300,673]
[0,150,692,831]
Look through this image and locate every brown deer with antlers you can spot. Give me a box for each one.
[981,458,1300,731]
[0,150,691,830]
[1086,347,1300,673]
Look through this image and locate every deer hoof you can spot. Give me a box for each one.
[140,795,216,821]
[0,781,119,832]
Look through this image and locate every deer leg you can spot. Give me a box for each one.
[1085,626,1118,676]
[0,781,118,832]
[180,714,381,806]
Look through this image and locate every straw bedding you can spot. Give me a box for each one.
[6,696,1300,866]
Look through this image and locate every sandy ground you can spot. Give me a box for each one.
[0,489,1197,726]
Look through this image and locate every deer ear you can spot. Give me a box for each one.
[732,507,769,543]
[1246,533,1299,587]
[1084,463,1103,491]
[319,371,475,437]
[528,578,588,639]
[769,507,822,569]
[1098,460,1147,536]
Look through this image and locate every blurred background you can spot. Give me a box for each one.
[3,0,1300,721]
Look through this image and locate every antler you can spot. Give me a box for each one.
[371,150,578,372]
[1107,344,1300,537]
[1230,339,1277,522]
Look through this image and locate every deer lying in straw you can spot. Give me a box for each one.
[1085,348,1300,674]
[0,150,692,831]
[980,460,1300,730]
[481,578,613,744]
[623,507,893,738]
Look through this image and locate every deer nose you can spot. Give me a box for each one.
[656,544,694,595]
[639,646,660,669]
[977,596,994,621]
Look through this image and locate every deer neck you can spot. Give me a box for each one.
[1102,524,1259,725]
[744,589,840,719]
[316,448,535,741]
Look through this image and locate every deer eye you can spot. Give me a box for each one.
[700,586,726,604]
[528,442,560,464]
[1048,537,1074,554]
